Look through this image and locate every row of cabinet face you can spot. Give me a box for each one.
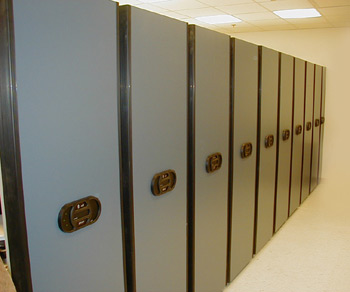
[4,1,326,292]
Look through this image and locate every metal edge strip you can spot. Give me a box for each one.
[187,24,195,292]
[226,37,235,284]
[253,46,262,255]
[288,58,296,216]
[273,52,282,233]
[118,5,136,292]
[0,0,33,291]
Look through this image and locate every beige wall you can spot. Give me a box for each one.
[232,27,350,180]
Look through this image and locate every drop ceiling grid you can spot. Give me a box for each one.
[117,0,350,33]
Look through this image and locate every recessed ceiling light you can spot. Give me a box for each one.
[195,15,242,24]
[273,8,321,19]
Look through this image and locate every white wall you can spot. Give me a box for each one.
[232,27,350,180]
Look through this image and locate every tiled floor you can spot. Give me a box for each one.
[225,176,350,292]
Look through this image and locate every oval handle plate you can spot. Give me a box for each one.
[282,129,290,141]
[206,153,222,173]
[306,121,312,131]
[241,143,253,159]
[58,196,101,233]
[264,135,274,148]
[295,125,302,135]
[151,170,176,196]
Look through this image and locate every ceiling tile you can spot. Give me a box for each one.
[217,3,268,14]
[259,0,314,11]
[177,7,225,18]
[324,14,350,22]
[138,0,172,3]
[285,16,328,24]
[197,0,254,5]
[134,3,170,13]
[293,22,332,28]
[246,18,289,25]
[160,10,189,19]
[153,0,208,10]
[217,21,258,28]
[259,24,297,30]
[182,17,217,28]
[312,0,350,8]
[213,27,234,34]
[328,21,350,27]
[318,6,350,16]
[117,0,142,5]
[236,11,279,20]
[232,26,264,32]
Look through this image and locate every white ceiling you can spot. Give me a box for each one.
[116,0,350,34]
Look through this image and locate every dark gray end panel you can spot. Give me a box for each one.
[230,39,258,281]
[193,26,230,292]
[289,58,305,215]
[13,0,124,291]
[275,53,293,232]
[128,6,187,291]
[318,67,326,182]
[301,62,315,203]
[310,65,322,192]
[255,47,279,253]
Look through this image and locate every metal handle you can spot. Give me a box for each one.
[206,153,222,173]
[151,170,177,196]
[240,143,253,158]
[282,129,290,141]
[264,135,274,148]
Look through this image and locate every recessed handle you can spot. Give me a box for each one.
[282,129,290,141]
[58,196,101,233]
[264,135,274,148]
[206,153,222,173]
[241,143,253,159]
[321,117,325,124]
[306,122,312,131]
[315,119,320,127]
[295,125,302,135]
[151,170,176,196]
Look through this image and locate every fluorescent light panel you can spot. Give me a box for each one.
[274,8,321,19]
[196,15,242,24]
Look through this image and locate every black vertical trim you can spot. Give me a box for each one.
[273,53,282,233]
[118,5,136,292]
[0,0,33,291]
[299,62,307,205]
[288,58,296,216]
[253,46,262,255]
[226,38,235,284]
[187,24,195,292]
[309,65,316,193]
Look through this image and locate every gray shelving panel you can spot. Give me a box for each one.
[255,46,279,253]
[318,67,327,182]
[301,62,315,203]
[274,53,293,232]
[120,6,187,292]
[310,65,322,192]
[289,58,306,215]
[191,25,230,292]
[13,0,124,291]
[229,38,258,281]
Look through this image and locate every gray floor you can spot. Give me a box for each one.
[225,177,350,292]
